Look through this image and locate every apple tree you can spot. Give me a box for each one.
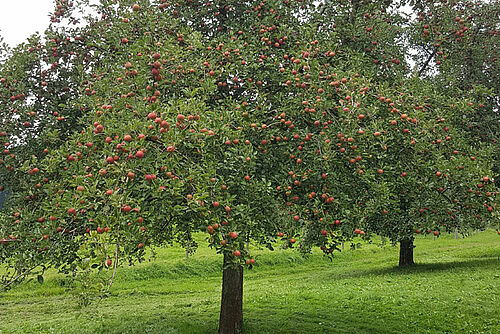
[0,1,299,333]
[264,1,499,266]
[408,0,500,181]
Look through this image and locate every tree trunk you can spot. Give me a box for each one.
[455,227,459,240]
[399,239,415,267]
[219,254,243,334]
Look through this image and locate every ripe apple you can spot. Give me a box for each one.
[121,205,132,212]
[207,226,214,234]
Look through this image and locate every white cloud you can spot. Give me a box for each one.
[0,0,54,47]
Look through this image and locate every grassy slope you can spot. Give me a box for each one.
[0,231,499,334]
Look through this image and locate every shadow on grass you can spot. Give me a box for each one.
[70,312,218,334]
[344,257,500,279]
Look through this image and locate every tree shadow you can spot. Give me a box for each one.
[341,257,500,279]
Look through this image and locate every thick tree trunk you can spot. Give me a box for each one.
[219,254,243,334]
[399,239,415,267]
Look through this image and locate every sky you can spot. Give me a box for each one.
[0,0,55,47]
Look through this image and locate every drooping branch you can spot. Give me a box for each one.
[1,263,39,291]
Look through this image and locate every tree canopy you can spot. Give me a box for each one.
[0,1,498,333]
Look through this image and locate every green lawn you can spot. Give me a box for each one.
[0,231,499,334]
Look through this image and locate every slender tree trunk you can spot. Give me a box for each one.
[245,241,249,252]
[341,241,344,251]
[455,227,459,240]
[219,254,243,334]
[399,239,415,267]
[185,234,192,259]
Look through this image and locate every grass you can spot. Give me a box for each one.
[0,231,499,334]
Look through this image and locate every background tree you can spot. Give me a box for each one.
[408,0,500,179]
[265,0,498,266]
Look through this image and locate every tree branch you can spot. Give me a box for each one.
[419,49,437,77]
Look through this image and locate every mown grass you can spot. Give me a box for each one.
[0,231,499,334]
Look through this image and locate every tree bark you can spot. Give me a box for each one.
[219,254,243,334]
[455,227,459,240]
[399,239,415,267]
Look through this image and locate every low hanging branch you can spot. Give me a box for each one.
[1,264,40,291]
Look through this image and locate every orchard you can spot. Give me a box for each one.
[0,1,498,333]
